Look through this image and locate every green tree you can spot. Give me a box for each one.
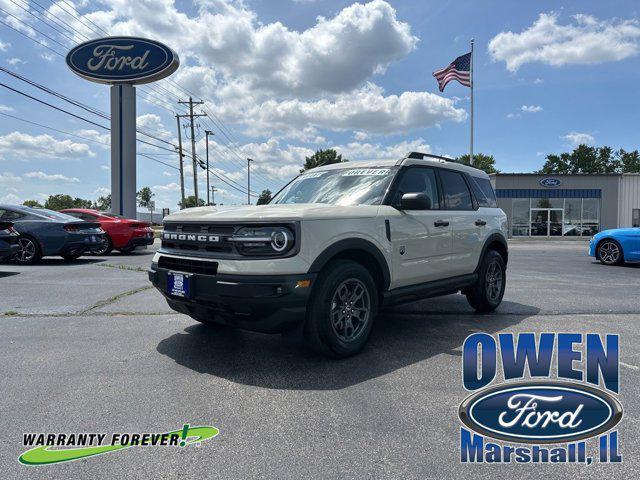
[22,200,43,208]
[44,194,92,210]
[537,145,637,174]
[137,187,155,209]
[300,149,347,173]
[256,189,272,205]
[456,153,499,174]
[178,195,205,209]
[93,194,111,211]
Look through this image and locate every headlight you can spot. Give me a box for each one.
[229,226,295,256]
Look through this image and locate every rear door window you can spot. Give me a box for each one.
[469,176,497,208]
[439,170,474,210]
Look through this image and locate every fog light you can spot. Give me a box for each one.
[296,279,311,289]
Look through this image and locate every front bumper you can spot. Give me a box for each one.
[149,262,315,333]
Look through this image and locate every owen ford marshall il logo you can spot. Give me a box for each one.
[162,233,219,243]
[66,37,179,85]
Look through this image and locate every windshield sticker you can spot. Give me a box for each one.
[341,169,390,177]
[300,171,327,179]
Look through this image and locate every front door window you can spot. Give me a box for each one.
[530,209,548,236]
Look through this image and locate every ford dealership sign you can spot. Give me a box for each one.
[540,177,562,188]
[66,37,179,84]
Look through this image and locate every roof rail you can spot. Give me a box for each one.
[405,151,455,162]
[404,151,483,171]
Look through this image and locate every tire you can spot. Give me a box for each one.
[466,250,506,313]
[61,251,83,261]
[118,246,135,254]
[13,236,42,265]
[92,235,113,255]
[597,239,624,266]
[304,260,378,358]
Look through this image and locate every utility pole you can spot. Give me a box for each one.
[246,158,253,205]
[211,186,218,206]
[175,115,185,208]
[178,97,207,205]
[204,130,214,205]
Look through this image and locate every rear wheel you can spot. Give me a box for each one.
[304,260,378,358]
[92,235,113,255]
[466,250,506,313]
[13,236,42,265]
[597,240,624,266]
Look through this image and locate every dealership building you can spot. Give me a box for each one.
[490,173,640,238]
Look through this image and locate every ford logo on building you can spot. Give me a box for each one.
[66,37,179,85]
[458,382,622,443]
[540,177,562,187]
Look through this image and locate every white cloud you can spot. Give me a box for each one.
[562,132,595,146]
[100,165,110,171]
[152,182,181,192]
[24,171,80,183]
[6,57,25,66]
[354,131,369,141]
[96,0,417,97]
[75,129,110,147]
[0,40,9,51]
[162,171,175,177]
[0,104,14,112]
[521,105,542,113]
[489,13,640,71]
[506,113,520,119]
[0,171,22,186]
[0,131,94,160]
[239,84,466,136]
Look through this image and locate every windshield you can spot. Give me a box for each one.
[271,167,397,206]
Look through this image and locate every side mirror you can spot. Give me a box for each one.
[399,193,431,210]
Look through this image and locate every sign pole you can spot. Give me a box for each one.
[110,84,136,218]
[469,38,474,167]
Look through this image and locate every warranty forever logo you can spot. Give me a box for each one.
[19,424,219,466]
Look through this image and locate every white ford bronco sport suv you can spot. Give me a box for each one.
[149,152,508,357]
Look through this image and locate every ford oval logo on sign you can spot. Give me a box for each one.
[458,382,622,444]
[66,37,179,85]
[540,177,562,188]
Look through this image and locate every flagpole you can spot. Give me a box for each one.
[470,38,474,166]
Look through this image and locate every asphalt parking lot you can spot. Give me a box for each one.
[1,240,638,479]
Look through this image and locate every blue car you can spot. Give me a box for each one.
[0,205,105,264]
[589,228,640,266]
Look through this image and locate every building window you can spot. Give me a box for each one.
[633,209,640,228]
[582,199,600,236]
[511,198,530,236]
[563,199,581,236]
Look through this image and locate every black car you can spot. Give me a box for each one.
[0,221,19,261]
[0,205,105,264]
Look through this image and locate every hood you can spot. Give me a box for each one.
[596,228,640,237]
[164,203,382,222]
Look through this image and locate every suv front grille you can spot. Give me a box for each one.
[161,223,237,254]
[157,256,218,276]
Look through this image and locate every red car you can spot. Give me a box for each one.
[60,209,154,255]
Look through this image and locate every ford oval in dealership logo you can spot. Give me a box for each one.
[66,37,179,85]
[459,381,622,444]
[540,177,562,187]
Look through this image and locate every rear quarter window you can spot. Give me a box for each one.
[469,176,497,208]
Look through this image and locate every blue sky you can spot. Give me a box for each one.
[1,0,639,210]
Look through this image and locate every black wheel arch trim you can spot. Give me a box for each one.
[476,233,508,272]
[307,238,391,291]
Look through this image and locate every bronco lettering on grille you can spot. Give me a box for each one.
[162,233,220,243]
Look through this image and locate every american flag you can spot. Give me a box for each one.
[433,52,471,92]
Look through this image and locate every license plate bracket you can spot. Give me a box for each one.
[167,271,192,298]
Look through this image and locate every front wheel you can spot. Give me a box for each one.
[466,250,506,313]
[597,240,624,266]
[304,260,378,358]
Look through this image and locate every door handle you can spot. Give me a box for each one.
[475,219,487,226]
[434,220,449,227]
